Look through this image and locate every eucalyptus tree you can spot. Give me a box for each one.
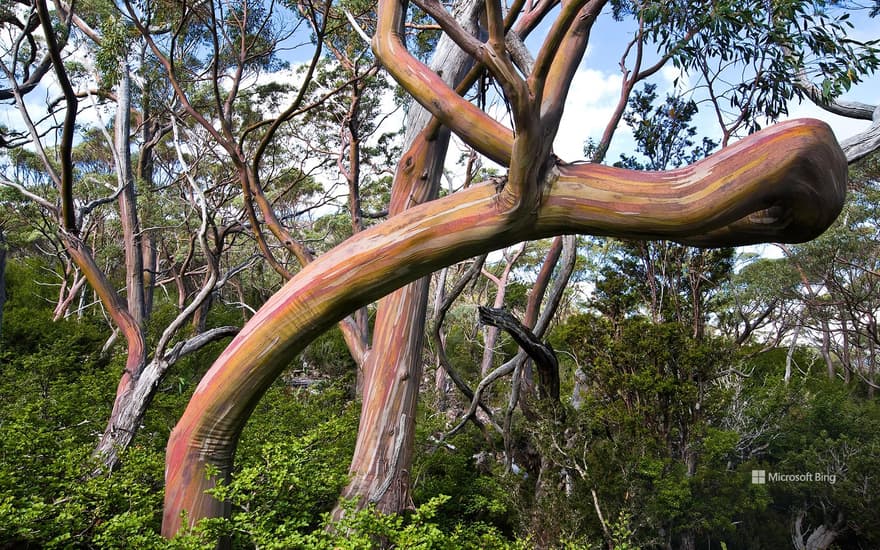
[0,0,245,470]
[159,0,865,537]
[0,0,874,540]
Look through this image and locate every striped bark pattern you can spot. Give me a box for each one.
[162,118,847,535]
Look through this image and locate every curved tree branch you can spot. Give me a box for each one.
[162,118,847,535]
[373,0,512,164]
[479,306,559,400]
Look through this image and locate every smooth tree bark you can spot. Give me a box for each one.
[336,156,440,513]
[331,0,522,514]
[162,117,848,535]
[335,0,484,512]
[115,64,146,327]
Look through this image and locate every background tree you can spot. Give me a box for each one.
[0,0,248,469]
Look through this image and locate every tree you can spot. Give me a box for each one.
[0,0,245,470]
[1,0,875,541]
[160,0,853,532]
[549,314,759,549]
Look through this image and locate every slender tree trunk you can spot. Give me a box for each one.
[480,245,524,375]
[785,321,801,384]
[116,64,146,327]
[838,306,851,383]
[820,317,835,380]
[142,235,157,322]
[335,89,452,519]
[338,276,433,513]
[91,62,151,469]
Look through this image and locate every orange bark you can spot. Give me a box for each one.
[336,126,449,514]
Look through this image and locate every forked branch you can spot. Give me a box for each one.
[162,118,847,535]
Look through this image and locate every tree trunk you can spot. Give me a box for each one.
[785,321,801,384]
[63,233,148,469]
[143,234,158,322]
[338,277,432,512]
[86,64,152,469]
[793,510,842,550]
[115,63,146,328]
[333,0,483,515]
[161,120,847,536]
[820,317,835,380]
[433,266,451,410]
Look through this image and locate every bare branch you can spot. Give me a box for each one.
[0,175,57,211]
[479,306,559,400]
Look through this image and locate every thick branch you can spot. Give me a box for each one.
[794,73,880,163]
[796,70,877,121]
[373,0,512,164]
[162,119,846,534]
[537,1,604,136]
[530,0,593,100]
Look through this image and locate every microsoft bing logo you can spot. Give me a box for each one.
[749,469,836,484]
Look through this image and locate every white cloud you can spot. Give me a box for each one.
[553,68,626,162]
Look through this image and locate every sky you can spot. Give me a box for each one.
[547,7,880,165]
[2,3,877,198]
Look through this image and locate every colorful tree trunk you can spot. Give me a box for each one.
[335,0,483,514]
[162,119,847,535]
